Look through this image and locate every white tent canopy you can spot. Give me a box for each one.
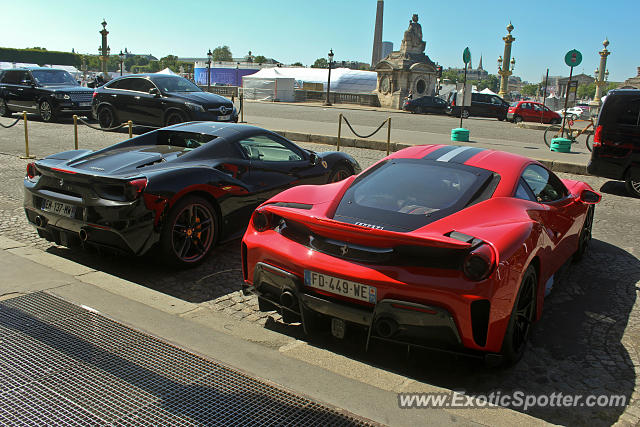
[479,87,499,96]
[156,67,178,75]
[245,67,377,94]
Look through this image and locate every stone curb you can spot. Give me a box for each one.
[275,130,590,176]
[518,122,594,135]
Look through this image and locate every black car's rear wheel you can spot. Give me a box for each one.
[500,265,537,366]
[461,109,470,119]
[165,111,185,126]
[39,100,55,122]
[161,196,218,267]
[414,106,423,114]
[328,165,353,183]
[0,98,10,117]
[98,106,117,129]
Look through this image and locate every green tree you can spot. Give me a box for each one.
[521,84,539,97]
[312,58,328,68]
[441,69,460,83]
[476,74,499,93]
[577,82,596,99]
[254,55,267,65]
[291,61,303,67]
[212,46,232,61]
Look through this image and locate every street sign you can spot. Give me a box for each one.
[463,47,471,65]
[564,49,582,67]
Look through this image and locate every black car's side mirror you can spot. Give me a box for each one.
[149,88,160,97]
[21,79,34,87]
[309,152,319,166]
[577,189,601,204]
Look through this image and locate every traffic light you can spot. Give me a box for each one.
[436,66,443,78]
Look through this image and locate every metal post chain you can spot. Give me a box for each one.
[73,115,79,150]
[240,92,245,123]
[76,116,127,132]
[337,113,343,151]
[0,116,22,129]
[128,120,133,139]
[20,111,34,159]
[341,115,390,139]
[386,117,392,155]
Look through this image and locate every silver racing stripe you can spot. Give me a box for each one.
[436,146,472,162]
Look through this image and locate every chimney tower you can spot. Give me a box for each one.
[371,0,384,67]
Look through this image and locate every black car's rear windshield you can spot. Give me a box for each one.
[333,159,495,231]
[31,70,77,86]
[152,76,202,93]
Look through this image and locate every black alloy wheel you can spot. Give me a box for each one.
[414,106,423,114]
[328,165,352,183]
[461,109,470,119]
[0,98,10,117]
[98,106,116,129]
[161,196,217,267]
[39,100,55,122]
[513,115,523,124]
[165,111,185,126]
[574,205,594,261]
[500,265,537,366]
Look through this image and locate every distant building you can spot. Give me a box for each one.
[539,75,563,96]
[558,73,594,97]
[619,67,640,89]
[381,42,393,60]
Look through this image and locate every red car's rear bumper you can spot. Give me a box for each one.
[242,228,516,354]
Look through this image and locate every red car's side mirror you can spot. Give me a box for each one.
[577,189,601,204]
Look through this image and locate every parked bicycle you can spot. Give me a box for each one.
[543,117,595,152]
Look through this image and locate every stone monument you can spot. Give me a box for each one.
[375,14,437,109]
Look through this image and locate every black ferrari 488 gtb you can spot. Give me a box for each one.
[24,122,360,266]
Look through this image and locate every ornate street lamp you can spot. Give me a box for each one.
[118,50,125,76]
[324,49,334,106]
[497,22,516,100]
[98,20,110,79]
[590,39,611,112]
[206,49,213,91]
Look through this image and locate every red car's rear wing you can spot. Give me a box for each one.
[261,205,472,250]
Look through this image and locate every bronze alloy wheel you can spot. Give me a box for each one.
[98,107,115,128]
[574,205,594,261]
[167,198,216,265]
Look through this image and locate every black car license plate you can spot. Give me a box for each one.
[41,198,76,218]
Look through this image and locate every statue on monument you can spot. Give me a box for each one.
[400,14,426,54]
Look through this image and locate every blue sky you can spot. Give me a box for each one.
[3,0,639,83]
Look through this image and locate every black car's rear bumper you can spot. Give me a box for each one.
[587,154,627,180]
[24,185,159,255]
[244,262,473,356]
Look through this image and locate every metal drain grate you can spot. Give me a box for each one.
[0,292,376,426]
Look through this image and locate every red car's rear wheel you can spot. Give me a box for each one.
[500,265,537,365]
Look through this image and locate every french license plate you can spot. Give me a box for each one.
[304,270,377,303]
[217,114,231,121]
[78,102,91,107]
[41,198,76,218]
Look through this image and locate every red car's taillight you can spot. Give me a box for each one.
[26,162,40,179]
[125,178,147,200]
[592,125,603,148]
[252,209,274,232]
[463,244,496,281]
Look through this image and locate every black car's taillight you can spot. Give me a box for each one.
[463,244,496,281]
[124,178,147,200]
[26,162,40,179]
[592,125,603,148]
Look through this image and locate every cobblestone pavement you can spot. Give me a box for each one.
[1,128,639,425]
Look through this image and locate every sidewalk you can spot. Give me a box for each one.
[0,235,545,426]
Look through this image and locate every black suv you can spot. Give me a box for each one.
[92,74,237,128]
[449,92,509,121]
[587,89,640,197]
[402,95,450,115]
[0,67,94,122]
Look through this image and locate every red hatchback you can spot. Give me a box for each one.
[508,101,561,124]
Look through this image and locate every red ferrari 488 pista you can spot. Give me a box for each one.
[241,145,600,365]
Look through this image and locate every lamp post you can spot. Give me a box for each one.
[118,50,125,76]
[324,49,334,106]
[98,19,110,80]
[497,22,516,100]
[590,39,611,114]
[206,49,213,91]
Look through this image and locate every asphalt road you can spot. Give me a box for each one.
[0,116,638,425]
